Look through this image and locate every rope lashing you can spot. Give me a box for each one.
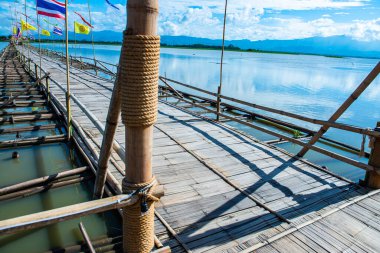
[120,33,160,127]
[360,128,374,157]
[122,177,160,253]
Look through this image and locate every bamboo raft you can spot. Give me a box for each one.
[0,43,376,252]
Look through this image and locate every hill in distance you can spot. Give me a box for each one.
[68,30,380,58]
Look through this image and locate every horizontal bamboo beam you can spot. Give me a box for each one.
[0,134,66,149]
[0,194,138,235]
[0,100,46,108]
[0,123,61,134]
[0,166,89,195]
[0,176,92,202]
[0,113,55,124]
[0,109,50,117]
[160,77,380,138]
[0,95,44,101]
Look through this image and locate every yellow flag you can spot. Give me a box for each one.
[74,21,90,35]
[13,26,17,34]
[21,20,37,31]
[41,29,50,36]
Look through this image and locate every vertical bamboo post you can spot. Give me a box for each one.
[34,63,38,79]
[365,122,380,188]
[121,0,160,252]
[216,0,228,121]
[46,76,50,102]
[64,0,72,140]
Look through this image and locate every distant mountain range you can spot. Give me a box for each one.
[70,31,380,58]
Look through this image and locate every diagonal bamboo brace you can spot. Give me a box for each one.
[297,61,380,157]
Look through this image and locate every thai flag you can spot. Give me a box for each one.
[36,0,66,20]
[53,26,63,36]
[17,27,22,38]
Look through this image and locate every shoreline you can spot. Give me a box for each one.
[6,40,380,60]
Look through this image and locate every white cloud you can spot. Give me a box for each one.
[1,0,379,42]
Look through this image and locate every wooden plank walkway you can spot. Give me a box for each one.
[19,46,380,253]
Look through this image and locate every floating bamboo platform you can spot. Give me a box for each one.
[1,44,380,252]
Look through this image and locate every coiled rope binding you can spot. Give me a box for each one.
[122,177,160,253]
[120,33,160,127]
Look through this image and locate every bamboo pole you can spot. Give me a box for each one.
[216,0,228,121]
[297,62,380,157]
[365,122,380,188]
[0,166,88,195]
[78,222,96,253]
[121,0,159,252]
[0,176,92,202]
[93,75,122,198]
[64,0,72,140]
[0,135,66,148]
[0,194,138,235]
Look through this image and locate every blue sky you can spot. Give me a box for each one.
[1,0,380,41]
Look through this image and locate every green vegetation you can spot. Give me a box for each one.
[292,130,302,139]
[13,38,345,58]
[0,35,11,41]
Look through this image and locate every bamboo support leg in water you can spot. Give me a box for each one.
[119,0,161,252]
[298,62,380,157]
[365,122,380,188]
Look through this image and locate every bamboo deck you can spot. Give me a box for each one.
[9,45,380,253]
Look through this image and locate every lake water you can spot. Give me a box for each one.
[33,42,380,181]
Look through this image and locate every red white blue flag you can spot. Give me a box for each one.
[53,26,63,35]
[36,0,66,20]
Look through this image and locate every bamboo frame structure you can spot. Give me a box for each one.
[13,45,380,179]
[297,61,380,157]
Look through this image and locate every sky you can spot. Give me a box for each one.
[1,0,380,41]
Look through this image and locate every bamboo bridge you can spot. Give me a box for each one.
[1,40,380,252]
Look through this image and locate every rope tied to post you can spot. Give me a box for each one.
[359,128,372,157]
[122,176,160,253]
[120,32,160,127]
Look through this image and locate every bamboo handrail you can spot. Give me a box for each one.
[159,76,380,138]
[160,89,380,173]
[0,194,138,235]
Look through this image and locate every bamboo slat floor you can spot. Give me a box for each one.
[18,46,380,253]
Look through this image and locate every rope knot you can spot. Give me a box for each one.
[122,176,160,215]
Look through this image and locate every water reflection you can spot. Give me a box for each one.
[35,43,380,180]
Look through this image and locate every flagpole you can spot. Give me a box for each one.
[74,21,77,59]
[37,11,42,78]
[24,0,30,61]
[87,0,97,74]
[65,0,72,140]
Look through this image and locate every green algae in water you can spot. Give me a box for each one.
[0,143,121,253]
[0,144,77,186]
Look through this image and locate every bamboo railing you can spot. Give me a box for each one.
[19,46,380,175]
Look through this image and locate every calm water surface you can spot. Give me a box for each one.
[36,43,380,181]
